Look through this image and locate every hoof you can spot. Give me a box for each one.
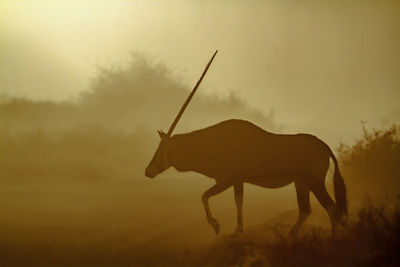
[212,221,220,235]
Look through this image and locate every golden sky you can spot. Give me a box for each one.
[1,0,399,144]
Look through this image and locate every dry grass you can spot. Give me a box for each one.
[186,199,400,266]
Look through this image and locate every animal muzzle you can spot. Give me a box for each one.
[145,166,157,178]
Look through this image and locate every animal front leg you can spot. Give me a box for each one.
[201,183,230,235]
[233,182,244,235]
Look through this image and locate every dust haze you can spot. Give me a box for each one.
[1,0,400,266]
[2,0,400,143]
[0,55,289,264]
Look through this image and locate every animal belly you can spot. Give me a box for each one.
[246,175,295,188]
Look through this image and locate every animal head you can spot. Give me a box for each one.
[145,130,172,178]
[145,50,218,179]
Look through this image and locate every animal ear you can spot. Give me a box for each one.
[157,130,167,139]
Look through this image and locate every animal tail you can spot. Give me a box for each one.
[328,148,348,221]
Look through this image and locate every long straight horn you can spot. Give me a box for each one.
[166,50,218,136]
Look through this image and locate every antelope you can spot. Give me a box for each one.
[145,51,347,236]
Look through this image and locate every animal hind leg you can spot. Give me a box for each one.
[290,178,311,236]
[310,180,337,237]
[202,182,231,235]
[233,182,244,235]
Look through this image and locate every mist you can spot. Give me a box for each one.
[0,55,291,262]
[1,0,400,265]
[1,0,400,145]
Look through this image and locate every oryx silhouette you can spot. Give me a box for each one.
[145,51,347,236]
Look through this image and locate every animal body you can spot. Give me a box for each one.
[145,119,347,236]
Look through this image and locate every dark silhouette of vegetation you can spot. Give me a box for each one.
[338,124,400,203]
[190,199,400,266]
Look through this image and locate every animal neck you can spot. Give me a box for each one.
[168,134,195,172]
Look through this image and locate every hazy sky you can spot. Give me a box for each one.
[1,0,399,145]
